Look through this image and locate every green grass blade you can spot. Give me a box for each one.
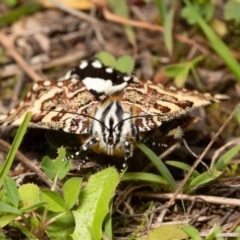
[104,199,113,240]
[164,7,174,54]
[0,112,32,188]
[166,161,200,177]
[184,0,240,81]
[137,143,176,191]
[122,172,168,185]
[156,0,166,24]
[215,144,240,171]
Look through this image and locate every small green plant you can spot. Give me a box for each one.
[0,113,119,240]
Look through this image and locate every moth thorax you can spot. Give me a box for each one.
[91,100,135,153]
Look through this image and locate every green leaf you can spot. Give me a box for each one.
[115,55,135,74]
[3,177,19,208]
[19,183,40,206]
[2,0,18,6]
[54,148,72,179]
[181,2,214,24]
[0,213,18,228]
[137,143,176,191]
[41,156,57,179]
[95,52,116,67]
[0,112,32,188]
[14,222,38,240]
[109,0,136,46]
[137,224,188,240]
[182,225,201,240]
[41,148,71,180]
[71,167,119,240]
[122,172,168,185]
[164,7,174,54]
[206,224,222,240]
[215,144,240,171]
[0,201,20,215]
[20,202,47,213]
[224,0,240,24]
[184,0,240,82]
[104,199,113,240]
[63,177,82,210]
[165,161,200,178]
[46,212,75,240]
[40,190,66,212]
[156,0,166,24]
[164,64,186,77]
[188,168,221,189]
[0,2,42,27]
[236,108,240,125]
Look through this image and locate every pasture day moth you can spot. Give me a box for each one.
[0,58,228,163]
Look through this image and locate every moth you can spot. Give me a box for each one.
[0,58,228,164]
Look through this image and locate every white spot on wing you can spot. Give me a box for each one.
[106,67,113,73]
[63,70,72,80]
[10,108,16,114]
[57,82,63,87]
[83,77,112,93]
[79,61,88,69]
[92,60,102,68]
[123,75,131,81]
[43,80,51,86]
[32,83,39,91]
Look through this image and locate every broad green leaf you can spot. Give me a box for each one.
[0,214,18,228]
[137,143,176,191]
[3,177,19,208]
[122,172,168,185]
[215,144,240,171]
[19,183,40,206]
[164,7,174,54]
[40,190,66,212]
[54,147,67,165]
[0,112,32,188]
[224,0,240,24]
[41,148,71,180]
[71,167,119,240]
[0,201,20,215]
[137,224,188,240]
[95,52,116,67]
[54,148,72,179]
[115,55,134,74]
[63,177,82,210]
[181,2,214,24]
[182,225,201,240]
[41,156,57,179]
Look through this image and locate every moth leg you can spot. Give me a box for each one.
[121,140,133,170]
[64,137,99,162]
